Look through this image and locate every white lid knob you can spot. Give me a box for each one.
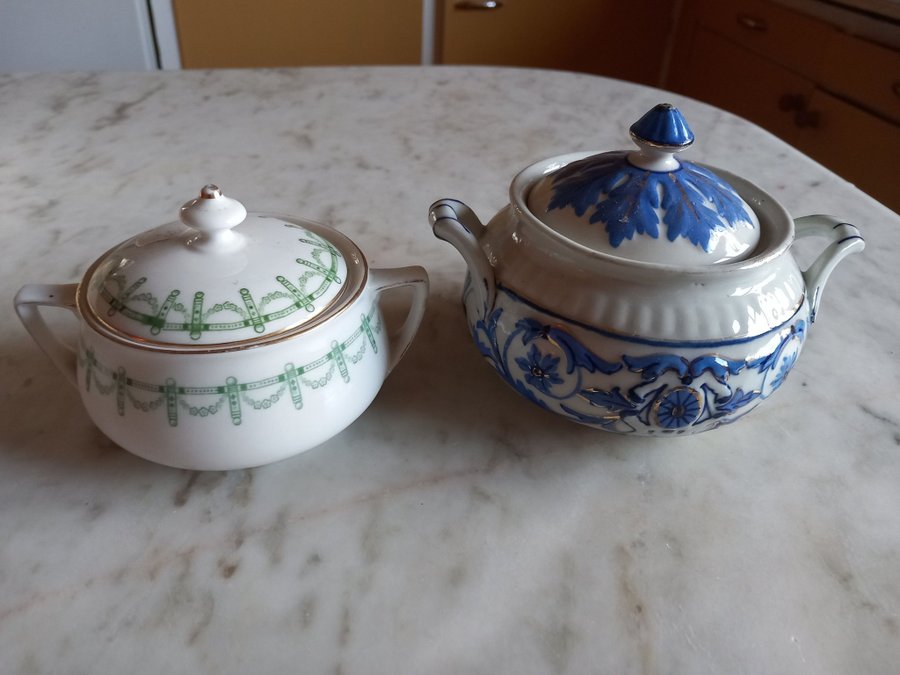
[180,185,247,250]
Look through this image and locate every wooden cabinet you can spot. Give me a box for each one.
[667,0,900,212]
[819,28,900,126]
[798,88,900,207]
[173,0,422,68]
[677,25,815,143]
[173,1,671,86]
[439,0,673,87]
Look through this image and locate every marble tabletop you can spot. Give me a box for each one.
[1,66,898,674]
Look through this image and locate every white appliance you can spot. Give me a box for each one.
[0,0,180,71]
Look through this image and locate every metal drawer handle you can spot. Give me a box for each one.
[454,1,503,9]
[737,13,768,32]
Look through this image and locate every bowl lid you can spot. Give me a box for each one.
[526,104,761,265]
[81,185,366,349]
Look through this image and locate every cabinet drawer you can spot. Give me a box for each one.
[681,27,813,144]
[684,0,829,79]
[440,0,670,85]
[820,31,900,124]
[795,88,900,212]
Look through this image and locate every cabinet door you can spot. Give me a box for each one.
[174,0,422,68]
[675,26,812,144]
[440,0,671,86]
[819,30,900,125]
[666,0,900,211]
[795,89,900,212]
[667,0,827,82]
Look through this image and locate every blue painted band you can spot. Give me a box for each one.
[496,285,806,349]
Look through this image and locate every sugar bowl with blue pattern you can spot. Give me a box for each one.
[430,104,864,435]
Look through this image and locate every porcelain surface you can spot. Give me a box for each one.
[15,187,429,469]
[1,67,898,674]
[86,206,354,345]
[430,106,864,434]
[524,104,763,266]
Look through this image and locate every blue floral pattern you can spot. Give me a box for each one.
[771,350,799,391]
[469,292,807,434]
[516,344,564,393]
[547,152,754,252]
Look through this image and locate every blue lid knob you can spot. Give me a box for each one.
[629,103,694,148]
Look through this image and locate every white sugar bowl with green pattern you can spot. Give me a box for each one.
[15,185,428,469]
[430,104,864,435]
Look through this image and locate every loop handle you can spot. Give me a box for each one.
[794,215,865,323]
[14,283,80,387]
[369,266,429,373]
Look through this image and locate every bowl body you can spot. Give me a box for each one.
[76,284,391,469]
[16,197,428,469]
[463,274,808,435]
[15,187,430,468]
[431,153,863,435]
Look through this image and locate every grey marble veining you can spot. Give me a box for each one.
[0,67,898,674]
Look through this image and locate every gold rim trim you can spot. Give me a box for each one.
[77,215,370,354]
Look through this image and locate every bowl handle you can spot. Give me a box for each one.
[369,266,429,373]
[14,283,80,387]
[429,199,496,311]
[794,215,865,323]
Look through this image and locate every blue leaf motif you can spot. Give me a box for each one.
[714,388,762,416]
[659,173,713,250]
[591,171,661,247]
[547,153,624,217]
[560,403,621,427]
[580,386,639,413]
[473,308,505,366]
[472,331,493,360]
[548,152,754,252]
[688,355,746,383]
[625,353,745,384]
[683,164,753,229]
[515,318,620,375]
[515,318,547,345]
[547,326,621,375]
[749,320,806,374]
[624,354,689,381]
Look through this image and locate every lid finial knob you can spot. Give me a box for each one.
[200,184,223,199]
[180,184,247,250]
[627,103,695,172]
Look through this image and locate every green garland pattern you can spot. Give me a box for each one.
[99,230,344,340]
[79,304,382,427]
